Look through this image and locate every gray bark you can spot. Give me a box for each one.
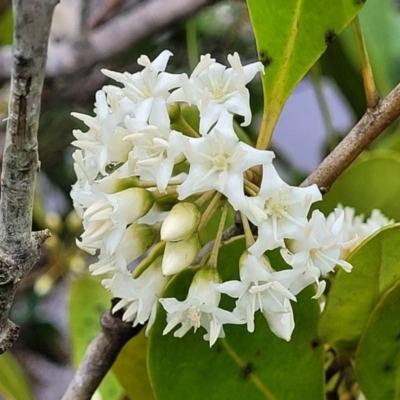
[0,0,57,354]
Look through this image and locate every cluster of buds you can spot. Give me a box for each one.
[71,51,394,346]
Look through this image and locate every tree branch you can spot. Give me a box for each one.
[0,0,218,80]
[61,308,142,400]
[0,0,56,354]
[301,81,400,191]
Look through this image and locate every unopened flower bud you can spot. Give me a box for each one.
[118,223,157,262]
[168,102,181,124]
[162,234,200,275]
[238,251,273,280]
[161,202,201,242]
[107,187,154,224]
[188,267,222,305]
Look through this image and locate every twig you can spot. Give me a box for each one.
[0,0,56,354]
[301,81,400,191]
[61,308,142,400]
[0,0,219,79]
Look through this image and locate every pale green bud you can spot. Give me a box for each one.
[161,202,201,242]
[107,187,154,224]
[188,267,222,306]
[162,234,200,276]
[118,223,157,262]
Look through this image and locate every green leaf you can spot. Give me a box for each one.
[112,330,156,400]
[69,274,124,400]
[319,40,365,119]
[355,279,400,400]
[247,0,366,146]
[316,150,400,221]
[148,238,324,400]
[0,353,34,400]
[318,224,400,355]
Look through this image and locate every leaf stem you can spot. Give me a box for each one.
[351,16,380,108]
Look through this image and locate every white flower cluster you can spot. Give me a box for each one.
[70,51,393,346]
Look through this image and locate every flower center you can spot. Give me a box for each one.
[212,87,224,100]
[188,306,201,329]
[213,153,229,169]
[263,198,287,219]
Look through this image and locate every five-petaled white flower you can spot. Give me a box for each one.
[103,257,170,334]
[215,252,297,341]
[102,50,180,123]
[281,209,354,298]
[177,110,274,210]
[119,97,184,192]
[244,163,322,256]
[79,188,153,254]
[169,52,264,134]
[72,90,131,175]
[159,268,241,347]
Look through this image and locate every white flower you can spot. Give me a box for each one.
[119,97,184,191]
[244,163,322,256]
[102,50,180,122]
[177,110,274,210]
[215,252,296,341]
[70,150,99,217]
[103,256,170,333]
[159,268,241,347]
[169,53,264,133]
[80,188,153,254]
[72,90,131,175]
[89,223,157,275]
[281,209,353,298]
[327,206,394,258]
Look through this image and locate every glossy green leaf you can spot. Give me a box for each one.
[0,353,34,400]
[112,330,156,400]
[246,0,366,144]
[316,150,400,221]
[148,237,324,400]
[318,224,400,355]
[69,274,124,400]
[355,279,400,400]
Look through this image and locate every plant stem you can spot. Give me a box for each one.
[134,241,166,277]
[244,178,260,196]
[195,190,216,207]
[240,213,255,248]
[208,201,229,268]
[351,16,380,108]
[186,18,199,71]
[198,191,222,232]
